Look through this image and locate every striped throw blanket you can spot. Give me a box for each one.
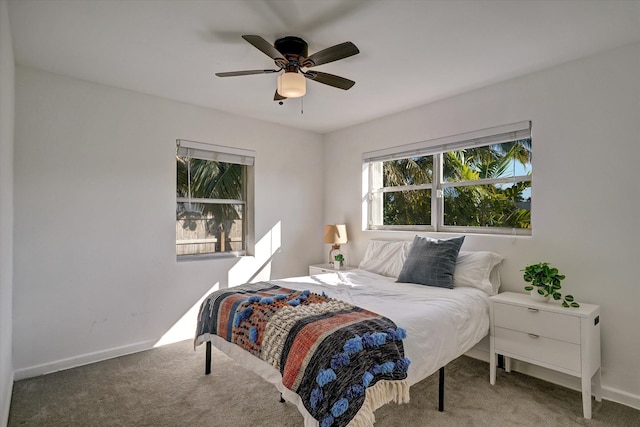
[195,282,410,427]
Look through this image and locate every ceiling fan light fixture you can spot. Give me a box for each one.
[277,71,306,98]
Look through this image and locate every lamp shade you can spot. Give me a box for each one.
[323,224,348,244]
[277,72,306,98]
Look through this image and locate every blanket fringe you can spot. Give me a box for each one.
[347,380,410,427]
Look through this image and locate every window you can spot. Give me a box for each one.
[364,121,532,235]
[176,140,254,258]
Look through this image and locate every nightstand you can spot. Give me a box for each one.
[489,292,601,419]
[309,263,356,275]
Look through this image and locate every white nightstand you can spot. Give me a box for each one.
[489,292,601,419]
[309,263,356,275]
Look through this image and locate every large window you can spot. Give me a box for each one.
[364,121,532,235]
[176,140,254,258]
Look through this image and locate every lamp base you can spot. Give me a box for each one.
[329,245,344,269]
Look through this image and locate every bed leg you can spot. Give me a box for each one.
[438,366,445,412]
[205,341,212,375]
[279,393,285,403]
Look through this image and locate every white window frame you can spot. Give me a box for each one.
[363,121,532,236]
[176,139,255,259]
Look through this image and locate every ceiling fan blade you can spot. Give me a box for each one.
[242,35,287,63]
[215,69,278,77]
[274,90,287,101]
[305,71,355,90]
[303,41,359,67]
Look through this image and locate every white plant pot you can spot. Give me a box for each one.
[530,288,550,302]
[333,262,341,270]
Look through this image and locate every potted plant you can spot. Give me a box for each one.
[522,262,579,307]
[333,253,345,270]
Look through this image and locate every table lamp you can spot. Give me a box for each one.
[323,224,348,267]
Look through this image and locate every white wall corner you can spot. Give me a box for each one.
[1,370,13,426]
[0,0,15,424]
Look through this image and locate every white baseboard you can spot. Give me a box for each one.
[13,339,156,381]
[600,384,640,411]
[464,345,640,411]
[464,345,489,361]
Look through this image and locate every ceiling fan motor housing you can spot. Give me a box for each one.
[274,36,308,58]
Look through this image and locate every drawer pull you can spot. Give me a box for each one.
[528,308,539,313]
[528,333,539,339]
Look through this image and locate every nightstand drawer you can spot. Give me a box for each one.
[495,327,581,373]
[494,302,580,344]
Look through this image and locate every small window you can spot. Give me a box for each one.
[176,140,254,258]
[364,122,532,235]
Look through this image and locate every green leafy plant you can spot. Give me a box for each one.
[334,253,345,263]
[522,262,579,308]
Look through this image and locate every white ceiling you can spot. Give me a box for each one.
[8,0,640,134]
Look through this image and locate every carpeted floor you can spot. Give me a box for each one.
[8,339,639,426]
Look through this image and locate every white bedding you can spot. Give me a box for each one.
[204,269,489,426]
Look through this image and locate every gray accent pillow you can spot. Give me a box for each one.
[396,235,465,288]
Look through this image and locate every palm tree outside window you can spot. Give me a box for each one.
[176,140,254,258]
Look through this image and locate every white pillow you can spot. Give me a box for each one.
[453,251,504,295]
[358,240,413,278]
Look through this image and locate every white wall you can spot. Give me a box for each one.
[0,0,15,423]
[324,43,640,408]
[12,66,324,377]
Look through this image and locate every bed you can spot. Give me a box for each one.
[195,237,503,427]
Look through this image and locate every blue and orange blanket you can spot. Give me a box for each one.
[195,282,410,427]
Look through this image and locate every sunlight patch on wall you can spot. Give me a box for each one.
[228,221,281,286]
[153,222,282,348]
[153,282,220,348]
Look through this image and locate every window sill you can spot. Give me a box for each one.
[366,227,531,237]
[177,251,246,262]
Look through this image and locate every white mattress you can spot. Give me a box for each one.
[203,269,490,426]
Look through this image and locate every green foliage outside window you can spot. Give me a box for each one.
[176,156,245,253]
[381,139,531,229]
[382,156,432,225]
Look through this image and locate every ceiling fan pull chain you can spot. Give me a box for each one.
[301,96,304,114]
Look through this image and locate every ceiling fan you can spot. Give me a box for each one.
[215,35,359,101]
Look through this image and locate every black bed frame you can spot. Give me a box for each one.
[204,341,446,412]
